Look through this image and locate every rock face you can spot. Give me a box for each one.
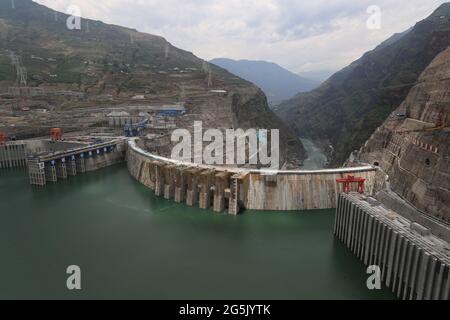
[0,0,305,166]
[275,3,450,166]
[352,46,450,222]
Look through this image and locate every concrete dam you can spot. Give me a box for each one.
[126,139,379,214]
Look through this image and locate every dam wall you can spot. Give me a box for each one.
[127,139,378,213]
[245,168,377,211]
[26,139,126,186]
[0,140,89,169]
[0,142,27,168]
[335,193,450,300]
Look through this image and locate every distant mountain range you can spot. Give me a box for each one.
[210,58,319,105]
[276,2,450,166]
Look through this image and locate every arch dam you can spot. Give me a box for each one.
[126,139,381,215]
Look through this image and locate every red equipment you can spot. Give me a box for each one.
[336,175,366,194]
[51,128,63,141]
[0,133,6,145]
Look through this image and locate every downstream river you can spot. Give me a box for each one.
[0,165,394,299]
[300,138,328,170]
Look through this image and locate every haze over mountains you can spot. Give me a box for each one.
[276,3,450,166]
[210,58,319,105]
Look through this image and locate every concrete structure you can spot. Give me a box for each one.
[0,142,27,168]
[335,193,450,300]
[107,111,134,127]
[26,139,126,186]
[126,139,378,214]
[107,105,184,128]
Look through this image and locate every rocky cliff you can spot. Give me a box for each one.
[276,3,450,166]
[351,46,450,222]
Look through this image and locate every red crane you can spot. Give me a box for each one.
[51,128,63,141]
[0,133,6,145]
[336,175,366,194]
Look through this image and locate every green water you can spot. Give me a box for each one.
[300,138,328,170]
[0,165,394,300]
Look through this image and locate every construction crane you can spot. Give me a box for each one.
[51,128,63,141]
[0,133,6,145]
[123,119,149,137]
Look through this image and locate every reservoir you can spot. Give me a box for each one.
[0,165,394,299]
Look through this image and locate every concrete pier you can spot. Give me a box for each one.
[228,173,247,215]
[163,165,176,200]
[56,160,68,179]
[27,158,46,186]
[214,171,231,213]
[174,167,187,203]
[45,164,57,182]
[66,158,77,176]
[154,163,165,197]
[198,170,215,209]
[335,193,450,300]
[76,157,86,173]
[186,168,201,206]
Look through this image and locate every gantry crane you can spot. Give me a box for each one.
[0,133,6,145]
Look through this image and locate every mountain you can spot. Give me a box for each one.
[210,58,319,105]
[297,70,336,84]
[350,46,450,222]
[276,3,450,166]
[0,0,305,166]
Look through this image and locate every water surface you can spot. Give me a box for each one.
[300,138,328,170]
[0,165,394,299]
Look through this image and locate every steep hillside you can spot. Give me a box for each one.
[210,58,318,105]
[0,0,305,166]
[351,46,450,221]
[276,3,450,166]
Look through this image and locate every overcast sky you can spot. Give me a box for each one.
[35,0,448,73]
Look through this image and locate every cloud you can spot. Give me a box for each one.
[35,0,448,72]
